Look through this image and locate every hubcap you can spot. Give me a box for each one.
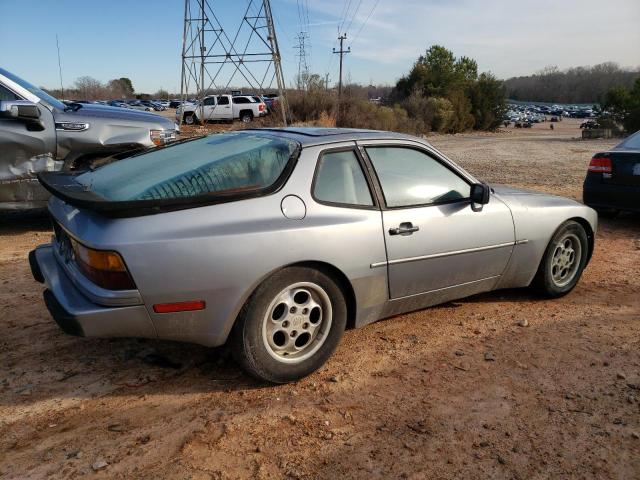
[262,282,332,364]
[550,233,581,287]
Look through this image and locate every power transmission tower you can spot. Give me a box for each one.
[333,34,350,99]
[294,31,310,90]
[179,0,288,125]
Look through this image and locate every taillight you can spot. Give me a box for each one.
[71,239,136,290]
[588,156,611,173]
[259,104,265,111]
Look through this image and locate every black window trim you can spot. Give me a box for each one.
[358,142,473,211]
[38,133,302,218]
[310,145,380,211]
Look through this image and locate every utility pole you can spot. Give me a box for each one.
[294,31,310,90]
[333,34,350,99]
[324,73,330,90]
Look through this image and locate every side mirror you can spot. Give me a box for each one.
[0,100,41,121]
[470,183,490,207]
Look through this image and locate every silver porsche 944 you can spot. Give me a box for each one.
[30,128,597,383]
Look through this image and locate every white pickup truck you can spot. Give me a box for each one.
[176,95,267,125]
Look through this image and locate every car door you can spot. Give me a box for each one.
[213,95,232,120]
[198,96,216,121]
[361,141,515,299]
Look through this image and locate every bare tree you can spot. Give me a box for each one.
[74,76,104,100]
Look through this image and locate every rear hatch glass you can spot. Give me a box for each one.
[75,132,298,201]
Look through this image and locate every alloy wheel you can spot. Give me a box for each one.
[262,282,332,364]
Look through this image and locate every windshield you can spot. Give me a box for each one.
[617,131,640,150]
[75,132,299,201]
[0,68,66,110]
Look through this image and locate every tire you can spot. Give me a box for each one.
[532,220,589,297]
[183,113,197,125]
[231,266,347,383]
[240,111,253,123]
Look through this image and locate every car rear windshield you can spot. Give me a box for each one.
[74,133,299,201]
[618,131,640,150]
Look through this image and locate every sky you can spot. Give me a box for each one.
[1,0,638,94]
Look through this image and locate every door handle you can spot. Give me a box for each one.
[389,222,419,236]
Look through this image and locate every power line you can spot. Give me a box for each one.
[344,0,364,35]
[349,0,381,47]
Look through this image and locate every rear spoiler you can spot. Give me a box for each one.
[37,171,288,218]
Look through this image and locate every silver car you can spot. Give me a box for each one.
[30,128,597,383]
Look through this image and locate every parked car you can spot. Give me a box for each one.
[0,68,177,211]
[107,100,130,109]
[30,128,597,383]
[169,100,182,109]
[176,94,266,124]
[583,130,640,216]
[580,120,599,129]
[127,101,154,112]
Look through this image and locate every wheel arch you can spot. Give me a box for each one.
[568,216,595,264]
[239,109,254,119]
[230,260,358,339]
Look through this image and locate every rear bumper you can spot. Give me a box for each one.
[29,245,157,340]
[583,177,640,212]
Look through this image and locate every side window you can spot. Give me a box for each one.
[203,97,216,106]
[217,96,229,105]
[313,150,373,207]
[366,146,469,208]
[0,85,20,101]
[233,97,249,104]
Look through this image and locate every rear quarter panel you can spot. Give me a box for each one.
[49,142,388,346]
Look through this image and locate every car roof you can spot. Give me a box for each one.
[243,127,423,147]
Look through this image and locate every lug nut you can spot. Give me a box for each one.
[302,308,309,314]
[291,330,297,337]
[303,322,309,329]
[290,307,297,313]
[282,321,290,328]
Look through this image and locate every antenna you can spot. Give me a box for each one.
[56,34,64,99]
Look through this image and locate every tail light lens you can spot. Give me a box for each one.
[588,156,612,173]
[71,239,136,290]
[259,104,265,112]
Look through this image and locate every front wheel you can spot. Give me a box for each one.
[183,113,198,125]
[532,220,589,297]
[231,267,347,383]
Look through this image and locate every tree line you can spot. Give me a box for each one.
[505,63,640,104]
[44,76,170,101]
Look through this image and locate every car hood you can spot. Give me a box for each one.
[491,184,582,209]
[56,104,175,129]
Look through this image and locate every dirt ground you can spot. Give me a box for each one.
[0,119,638,479]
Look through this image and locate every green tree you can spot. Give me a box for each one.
[394,45,503,132]
[119,77,134,94]
[470,73,507,130]
[603,78,640,132]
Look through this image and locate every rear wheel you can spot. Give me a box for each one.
[240,111,254,123]
[533,221,589,297]
[231,267,347,383]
